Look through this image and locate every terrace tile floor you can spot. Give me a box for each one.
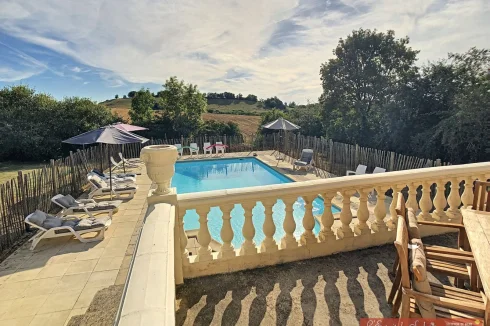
[0,167,151,326]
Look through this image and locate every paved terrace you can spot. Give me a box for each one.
[176,233,457,326]
[0,168,151,326]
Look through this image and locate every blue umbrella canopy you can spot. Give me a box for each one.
[63,126,148,145]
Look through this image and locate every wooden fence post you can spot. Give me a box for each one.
[355,144,359,166]
[329,139,334,169]
[389,152,395,171]
[435,159,441,167]
[69,151,77,194]
[17,171,29,223]
[50,159,58,195]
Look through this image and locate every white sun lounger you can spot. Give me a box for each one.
[174,144,183,156]
[87,171,136,187]
[215,141,226,154]
[110,156,139,172]
[346,164,367,176]
[51,194,122,218]
[25,210,111,250]
[190,143,199,156]
[204,142,213,155]
[88,174,137,199]
[293,149,314,171]
[119,152,142,164]
[373,167,386,174]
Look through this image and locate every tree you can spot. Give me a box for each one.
[263,96,286,110]
[319,29,419,145]
[123,95,127,99]
[115,94,119,99]
[155,76,207,136]
[260,109,285,126]
[0,85,116,161]
[128,91,136,98]
[289,101,296,108]
[288,104,324,137]
[245,94,258,102]
[129,88,154,125]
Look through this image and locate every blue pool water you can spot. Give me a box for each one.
[172,158,340,248]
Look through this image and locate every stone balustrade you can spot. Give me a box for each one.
[175,162,490,279]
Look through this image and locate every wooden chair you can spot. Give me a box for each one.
[473,180,490,212]
[394,216,487,322]
[389,194,477,316]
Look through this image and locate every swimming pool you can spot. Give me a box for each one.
[173,157,340,248]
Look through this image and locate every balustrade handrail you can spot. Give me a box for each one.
[177,162,490,209]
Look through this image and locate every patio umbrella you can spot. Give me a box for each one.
[63,126,149,199]
[109,123,149,172]
[111,122,148,132]
[262,118,300,158]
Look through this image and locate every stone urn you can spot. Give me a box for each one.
[140,145,179,195]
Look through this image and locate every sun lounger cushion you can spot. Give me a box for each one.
[75,216,110,231]
[294,161,308,166]
[410,238,436,318]
[101,186,136,193]
[29,210,48,227]
[42,215,64,229]
[64,195,78,207]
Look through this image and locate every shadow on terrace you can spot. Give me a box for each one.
[176,233,456,326]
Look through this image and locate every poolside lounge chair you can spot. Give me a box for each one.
[119,152,142,164]
[52,194,122,218]
[88,171,136,186]
[204,142,213,155]
[87,174,137,199]
[346,164,367,176]
[293,149,314,171]
[25,210,111,250]
[110,156,139,172]
[91,169,137,182]
[190,143,199,156]
[215,142,226,154]
[373,167,386,174]
[174,144,183,156]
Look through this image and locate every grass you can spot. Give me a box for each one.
[0,162,45,184]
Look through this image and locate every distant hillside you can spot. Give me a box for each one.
[101,97,266,115]
[109,108,260,136]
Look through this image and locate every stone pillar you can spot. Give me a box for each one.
[300,195,317,245]
[354,189,370,235]
[280,197,298,249]
[319,192,336,242]
[418,182,433,221]
[140,145,179,196]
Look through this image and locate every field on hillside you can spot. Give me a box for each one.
[103,98,266,115]
[110,108,260,136]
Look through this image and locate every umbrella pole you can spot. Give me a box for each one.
[122,144,126,173]
[108,148,113,200]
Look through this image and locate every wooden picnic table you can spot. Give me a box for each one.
[462,209,490,302]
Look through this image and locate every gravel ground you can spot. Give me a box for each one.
[176,233,457,326]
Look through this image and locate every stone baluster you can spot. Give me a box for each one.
[372,186,388,232]
[446,178,462,221]
[407,183,419,212]
[461,177,475,209]
[178,209,189,264]
[337,190,354,239]
[300,195,317,245]
[387,186,398,230]
[260,199,278,252]
[319,192,336,242]
[240,201,257,255]
[418,182,433,221]
[219,204,235,258]
[354,189,370,235]
[195,206,213,262]
[280,197,298,249]
[432,180,448,221]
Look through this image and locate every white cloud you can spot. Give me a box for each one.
[71,66,81,73]
[0,0,489,102]
[83,81,89,85]
[0,41,47,81]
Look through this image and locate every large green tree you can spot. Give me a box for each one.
[155,76,207,136]
[319,29,419,145]
[0,85,116,161]
[129,88,154,125]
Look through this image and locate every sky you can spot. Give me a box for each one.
[0,0,489,104]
